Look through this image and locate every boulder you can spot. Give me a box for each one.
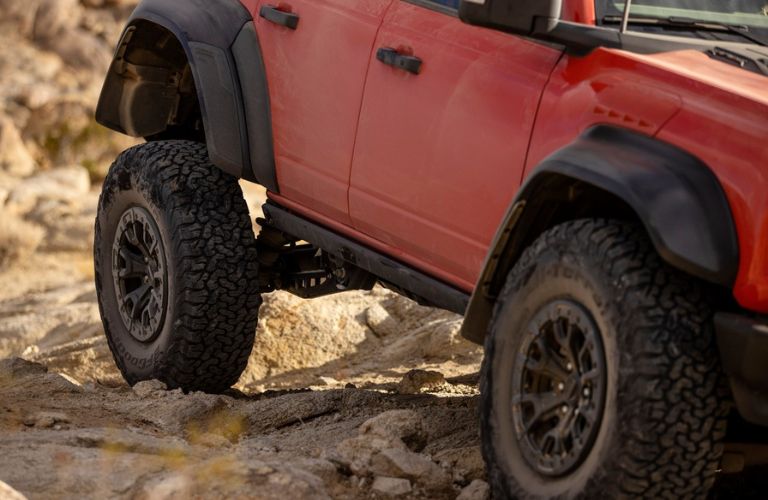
[6,166,90,216]
[396,369,447,395]
[23,411,71,428]
[0,213,44,269]
[371,476,412,497]
[132,379,168,398]
[334,410,451,493]
[0,358,47,381]
[370,447,452,491]
[32,0,82,41]
[0,481,27,500]
[43,29,112,71]
[0,119,36,177]
[365,302,399,337]
[359,409,427,452]
[457,480,490,500]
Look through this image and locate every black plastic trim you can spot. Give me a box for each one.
[96,0,279,190]
[232,23,278,191]
[188,40,249,177]
[263,203,469,315]
[259,5,300,30]
[543,21,711,56]
[716,312,768,426]
[376,48,423,75]
[461,126,739,344]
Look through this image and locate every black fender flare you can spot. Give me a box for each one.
[461,125,739,344]
[95,0,277,190]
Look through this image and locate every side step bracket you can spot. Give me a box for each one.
[260,203,469,315]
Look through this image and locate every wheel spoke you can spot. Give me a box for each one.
[124,283,152,319]
[125,216,140,246]
[526,336,570,380]
[118,248,149,279]
[577,340,596,373]
[514,390,568,432]
[142,219,152,248]
[553,319,571,349]
[539,428,565,456]
[580,368,600,384]
[556,319,581,368]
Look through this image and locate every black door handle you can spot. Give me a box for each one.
[260,5,300,30]
[376,48,422,75]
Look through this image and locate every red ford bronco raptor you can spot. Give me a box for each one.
[94,0,768,497]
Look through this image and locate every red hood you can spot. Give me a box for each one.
[618,48,768,107]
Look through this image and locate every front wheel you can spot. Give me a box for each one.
[481,219,729,498]
[94,141,261,393]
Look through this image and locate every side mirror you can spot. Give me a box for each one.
[458,0,563,37]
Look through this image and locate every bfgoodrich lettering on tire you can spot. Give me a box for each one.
[481,219,729,499]
[94,140,261,393]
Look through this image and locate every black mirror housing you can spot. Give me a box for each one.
[459,0,563,36]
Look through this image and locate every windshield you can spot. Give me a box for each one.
[596,1,768,40]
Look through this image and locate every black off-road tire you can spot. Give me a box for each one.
[481,219,729,499]
[94,141,261,393]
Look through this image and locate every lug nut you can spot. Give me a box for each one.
[566,363,573,372]
[561,405,569,414]
[557,383,565,391]
[583,387,591,398]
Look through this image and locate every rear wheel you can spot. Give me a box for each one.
[94,141,261,393]
[481,219,729,498]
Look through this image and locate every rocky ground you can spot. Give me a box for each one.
[0,1,766,499]
[0,2,488,498]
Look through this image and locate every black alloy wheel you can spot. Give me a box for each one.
[112,207,168,344]
[513,300,606,477]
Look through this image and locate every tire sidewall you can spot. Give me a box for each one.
[96,163,178,382]
[486,248,623,499]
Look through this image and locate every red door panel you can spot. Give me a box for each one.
[349,1,563,289]
[241,0,393,224]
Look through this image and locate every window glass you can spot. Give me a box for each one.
[596,1,768,28]
[422,0,461,10]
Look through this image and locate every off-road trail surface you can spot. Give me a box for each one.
[0,178,489,499]
[0,1,764,498]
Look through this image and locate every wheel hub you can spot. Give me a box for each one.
[511,300,607,477]
[111,207,168,343]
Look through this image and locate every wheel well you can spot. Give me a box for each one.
[462,168,737,345]
[97,20,205,142]
[513,173,638,259]
[491,174,638,297]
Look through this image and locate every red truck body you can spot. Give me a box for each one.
[242,0,768,311]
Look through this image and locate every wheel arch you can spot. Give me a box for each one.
[461,125,739,344]
[95,0,278,190]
